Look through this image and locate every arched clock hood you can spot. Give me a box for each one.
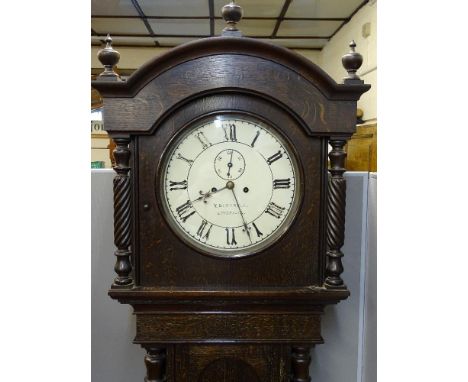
[93,36,370,135]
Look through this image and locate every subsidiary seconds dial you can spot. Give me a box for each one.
[160,115,301,258]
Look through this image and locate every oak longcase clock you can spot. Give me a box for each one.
[92,2,370,381]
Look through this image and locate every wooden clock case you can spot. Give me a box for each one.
[92,22,370,382]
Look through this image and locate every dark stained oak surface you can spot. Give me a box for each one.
[100,54,357,135]
[137,93,323,288]
[135,313,322,343]
[175,344,290,381]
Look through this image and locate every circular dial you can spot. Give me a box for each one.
[160,115,301,257]
[214,149,245,180]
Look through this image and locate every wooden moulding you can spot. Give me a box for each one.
[108,286,350,305]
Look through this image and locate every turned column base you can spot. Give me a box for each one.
[291,345,312,382]
[143,346,166,382]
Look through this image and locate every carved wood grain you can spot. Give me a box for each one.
[174,344,288,381]
[135,313,322,343]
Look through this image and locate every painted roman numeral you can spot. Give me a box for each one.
[169,180,187,190]
[176,200,195,222]
[250,130,260,147]
[196,219,212,240]
[273,178,291,189]
[203,224,212,240]
[222,125,229,141]
[176,153,194,166]
[195,132,212,149]
[252,222,263,237]
[265,202,285,219]
[222,123,237,142]
[225,227,237,245]
[266,150,283,165]
[229,124,237,142]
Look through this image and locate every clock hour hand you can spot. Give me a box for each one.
[191,185,228,203]
[226,149,234,178]
[228,183,252,244]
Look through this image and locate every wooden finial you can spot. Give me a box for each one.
[342,40,364,84]
[97,34,122,81]
[221,1,243,37]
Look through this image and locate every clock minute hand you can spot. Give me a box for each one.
[229,187,252,244]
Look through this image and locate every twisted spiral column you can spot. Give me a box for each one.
[325,138,348,288]
[112,137,133,287]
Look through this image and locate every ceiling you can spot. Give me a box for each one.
[91,0,369,50]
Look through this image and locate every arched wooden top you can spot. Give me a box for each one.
[92,36,370,135]
[92,36,369,101]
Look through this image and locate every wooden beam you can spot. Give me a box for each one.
[91,15,347,22]
[271,0,293,38]
[208,0,215,36]
[93,33,329,39]
[130,0,160,47]
[91,42,323,50]
[93,33,207,38]
[329,0,369,39]
[261,35,329,40]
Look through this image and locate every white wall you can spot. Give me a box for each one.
[319,1,377,121]
[293,49,321,65]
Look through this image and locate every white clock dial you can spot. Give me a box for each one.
[160,115,301,257]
